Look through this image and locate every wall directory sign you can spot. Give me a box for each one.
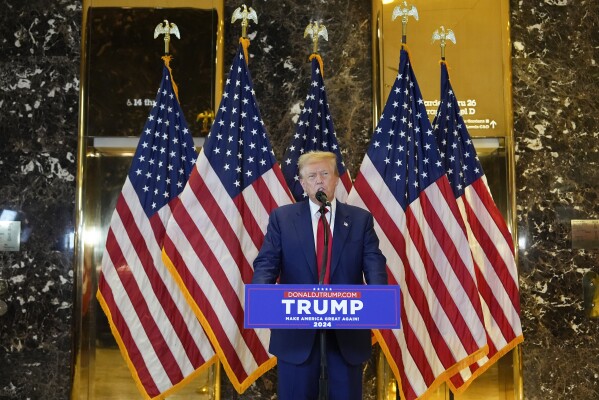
[571,219,599,249]
[0,221,21,252]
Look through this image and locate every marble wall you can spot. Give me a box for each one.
[0,0,81,398]
[0,0,597,399]
[222,0,374,175]
[511,0,599,399]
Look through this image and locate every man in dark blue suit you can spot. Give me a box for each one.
[252,151,387,400]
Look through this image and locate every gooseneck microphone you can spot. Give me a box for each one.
[315,188,330,400]
[315,190,330,205]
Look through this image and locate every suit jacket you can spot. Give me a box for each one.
[252,200,387,365]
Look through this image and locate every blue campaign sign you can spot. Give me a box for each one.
[244,284,401,329]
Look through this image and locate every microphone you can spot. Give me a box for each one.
[315,190,330,205]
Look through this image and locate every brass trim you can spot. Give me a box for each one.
[500,1,523,396]
[88,136,206,156]
[500,0,519,262]
[371,0,383,129]
[71,1,90,397]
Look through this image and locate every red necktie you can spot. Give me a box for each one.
[316,208,332,284]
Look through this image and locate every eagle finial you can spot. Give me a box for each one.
[304,21,328,54]
[231,4,258,38]
[154,20,180,55]
[432,26,456,59]
[391,2,419,44]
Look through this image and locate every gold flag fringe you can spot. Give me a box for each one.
[161,55,180,102]
[240,37,250,64]
[439,59,453,78]
[400,43,417,70]
[308,53,324,78]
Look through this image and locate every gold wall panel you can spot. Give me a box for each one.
[373,0,513,139]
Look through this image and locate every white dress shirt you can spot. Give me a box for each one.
[308,198,336,249]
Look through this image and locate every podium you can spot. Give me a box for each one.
[244,284,401,329]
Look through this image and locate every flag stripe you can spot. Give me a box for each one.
[356,160,462,400]
[115,195,200,372]
[254,166,291,216]
[405,202,478,356]
[97,260,162,397]
[470,179,515,251]
[462,200,521,336]
[116,188,208,368]
[164,208,258,380]
[123,180,214,361]
[470,263,511,348]
[162,230,251,381]
[416,184,485,340]
[466,181,520,309]
[163,153,281,389]
[104,224,185,386]
[349,186,441,396]
[166,177,269,366]
[353,171,457,377]
[187,169,256,284]
[354,169,482,368]
[234,181,271,259]
[336,171,352,200]
[406,193,485,364]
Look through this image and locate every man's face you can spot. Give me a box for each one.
[299,160,339,204]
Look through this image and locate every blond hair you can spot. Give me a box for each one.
[298,151,339,178]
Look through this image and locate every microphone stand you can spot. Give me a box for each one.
[318,203,330,400]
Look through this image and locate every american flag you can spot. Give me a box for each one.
[97,60,216,399]
[346,47,488,400]
[161,42,293,393]
[281,55,352,201]
[433,61,523,392]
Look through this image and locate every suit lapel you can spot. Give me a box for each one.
[331,202,351,279]
[292,201,319,281]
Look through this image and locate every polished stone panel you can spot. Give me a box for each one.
[0,1,81,398]
[511,0,599,398]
